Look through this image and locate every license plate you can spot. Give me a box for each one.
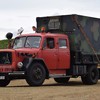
[0,76,5,80]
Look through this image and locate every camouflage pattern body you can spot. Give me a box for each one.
[73,15,100,54]
[61,15,100,55]
[37,14,100,55]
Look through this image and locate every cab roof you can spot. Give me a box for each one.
[16,32,68,38]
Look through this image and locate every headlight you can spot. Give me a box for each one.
[17,62,23,68]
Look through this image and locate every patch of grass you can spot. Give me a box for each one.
[0,39,8,49]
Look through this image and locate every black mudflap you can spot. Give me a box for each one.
[98,68,100,79]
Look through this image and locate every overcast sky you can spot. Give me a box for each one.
[0,0,100,39]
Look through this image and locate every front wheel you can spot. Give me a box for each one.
[0,79,10,87]
[81,65,99,85]
[26,63,46,86]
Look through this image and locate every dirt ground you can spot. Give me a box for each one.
[0,78,100,100]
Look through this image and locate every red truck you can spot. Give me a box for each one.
[0,14,100,86]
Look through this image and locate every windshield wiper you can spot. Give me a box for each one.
[26,41,32,48]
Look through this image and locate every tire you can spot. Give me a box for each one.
[0,79,10,87]
[26,63,46,86]
[54,77,70,84]
[81,65,99,85]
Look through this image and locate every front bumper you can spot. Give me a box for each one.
[0,71,25,80]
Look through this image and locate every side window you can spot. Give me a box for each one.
[59,39,67,48]
[43,38,55,49]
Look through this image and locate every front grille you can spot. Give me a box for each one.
[0,52,12,64]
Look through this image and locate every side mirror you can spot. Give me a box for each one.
[6,32,13,40]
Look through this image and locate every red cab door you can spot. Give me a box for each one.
[42,37,58,69]
[58,38,70,69]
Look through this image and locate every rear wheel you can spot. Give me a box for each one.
[0,79,10,87]
[26,63,46,86]
[81,65,99,85]
[54,77,70,84]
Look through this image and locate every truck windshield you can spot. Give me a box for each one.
[13,36,41,49]
[25,36,41,48]
[13,37,26,49]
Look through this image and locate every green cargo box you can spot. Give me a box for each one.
[37,14,100,55]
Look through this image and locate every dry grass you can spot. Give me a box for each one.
[0,78,100,100]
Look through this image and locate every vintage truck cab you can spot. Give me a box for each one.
[0,32,70,86]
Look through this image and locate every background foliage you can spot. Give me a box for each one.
[0,40,8,49]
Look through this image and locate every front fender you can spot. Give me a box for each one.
[22,57,49,78]
[22,57,47,70]
[22,57,34,70]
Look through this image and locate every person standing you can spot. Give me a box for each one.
[32,26,37,33]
